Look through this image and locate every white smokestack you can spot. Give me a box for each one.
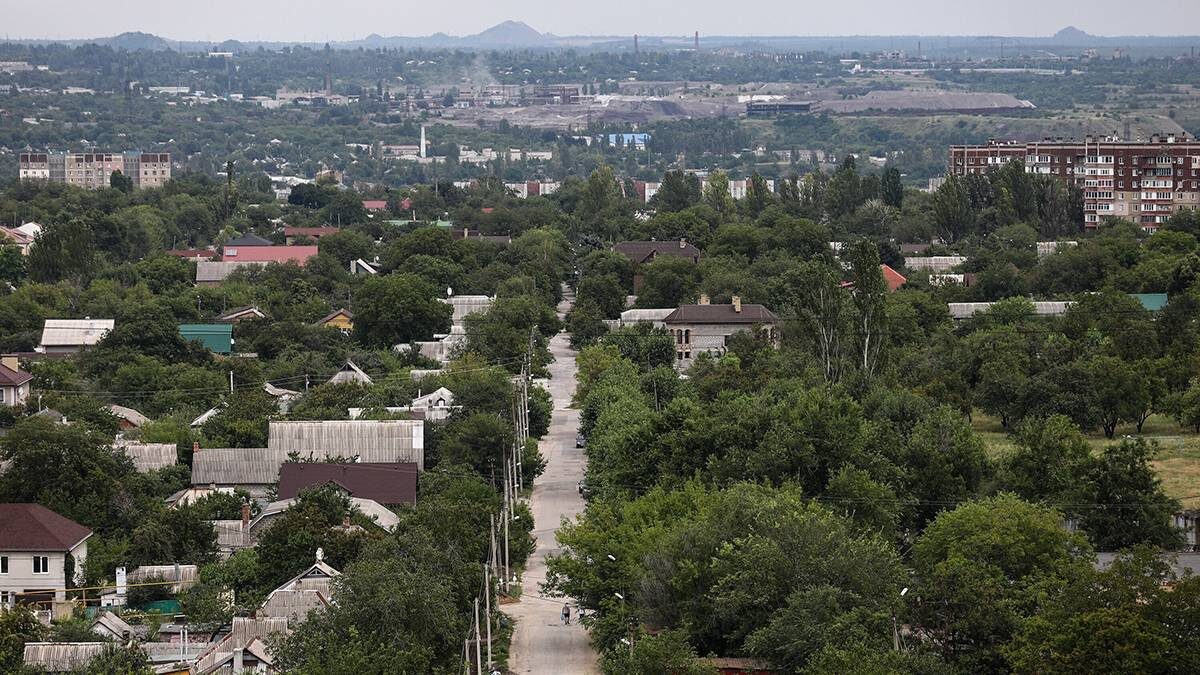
[420,125,426,159]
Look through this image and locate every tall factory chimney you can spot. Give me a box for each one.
[420,125,427,159]
[634,34,639,54]
[694,31,699,51]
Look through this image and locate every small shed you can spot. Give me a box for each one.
[180,323,234,354]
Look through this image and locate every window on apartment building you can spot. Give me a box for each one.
[684,329,690,344]
[33,556,49,574]
[1,556,7,574]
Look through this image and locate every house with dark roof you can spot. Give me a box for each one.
[0,355,32,407]
[613,240,701,265]
[164,248,217,261]
[223,233,274,247]
[0,504,92,603]
[284,226,340,244]
[663,295,779,370]
[277,462,418,506]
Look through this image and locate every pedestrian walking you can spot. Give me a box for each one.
[561,603,571,625]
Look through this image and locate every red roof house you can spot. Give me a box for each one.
[362,200,389,211]
[881,264,907,292]
[220,245,319,265]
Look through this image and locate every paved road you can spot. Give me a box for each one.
[505,293,600,674]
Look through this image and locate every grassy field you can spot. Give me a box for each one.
[973,413,1200,509]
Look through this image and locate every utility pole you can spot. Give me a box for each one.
[484,564,493,669]
[229,370,234,393]
[474,597,482,675]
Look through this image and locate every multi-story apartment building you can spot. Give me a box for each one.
[948,134,1200,229]
[18,151,171,189]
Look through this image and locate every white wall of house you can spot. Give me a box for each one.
[0,382,30,406]
[0,541,86,603]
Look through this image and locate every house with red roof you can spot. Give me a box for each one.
[361,200,389,212]
[0,504,92,603]
[881,263,907,292]
[220,245,319,265]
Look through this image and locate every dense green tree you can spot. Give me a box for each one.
[912,494,1093,672]
[353,273,451,347]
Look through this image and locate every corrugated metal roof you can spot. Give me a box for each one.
[267,420,424,468]
[115,442,177,472]
[39,318,114,347]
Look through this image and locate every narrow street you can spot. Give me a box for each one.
[505,290,600,674]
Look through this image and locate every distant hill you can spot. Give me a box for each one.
[95,31,172,51]
[472,21,549,47]
[1052,26,1095,44]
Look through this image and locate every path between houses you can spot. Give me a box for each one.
[504,290,600,674]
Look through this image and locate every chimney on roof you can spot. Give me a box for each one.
[698,294,710,305]
[241,501,251,529]
[732,295,742,313]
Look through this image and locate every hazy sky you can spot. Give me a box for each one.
[2,0,1199,41]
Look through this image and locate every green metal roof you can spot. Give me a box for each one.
[1130,293,1169,312]
[180,323,234,354]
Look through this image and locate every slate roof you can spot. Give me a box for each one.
[258,588,329,621]
[215,305,267,322]
[613,240,701,264]
[326,360,373,385]
[191,448,284,485]
[21,643,106,672]
[0,503,92,552]
[39,318,114,347]
[106,404,150,427]
[267,420,425,468]
[196,260,268,283]
[192,617,289,675]
[663,303,778,325]
[115,442,178,473]
[90,611,135,639]
[277,462,418,505]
